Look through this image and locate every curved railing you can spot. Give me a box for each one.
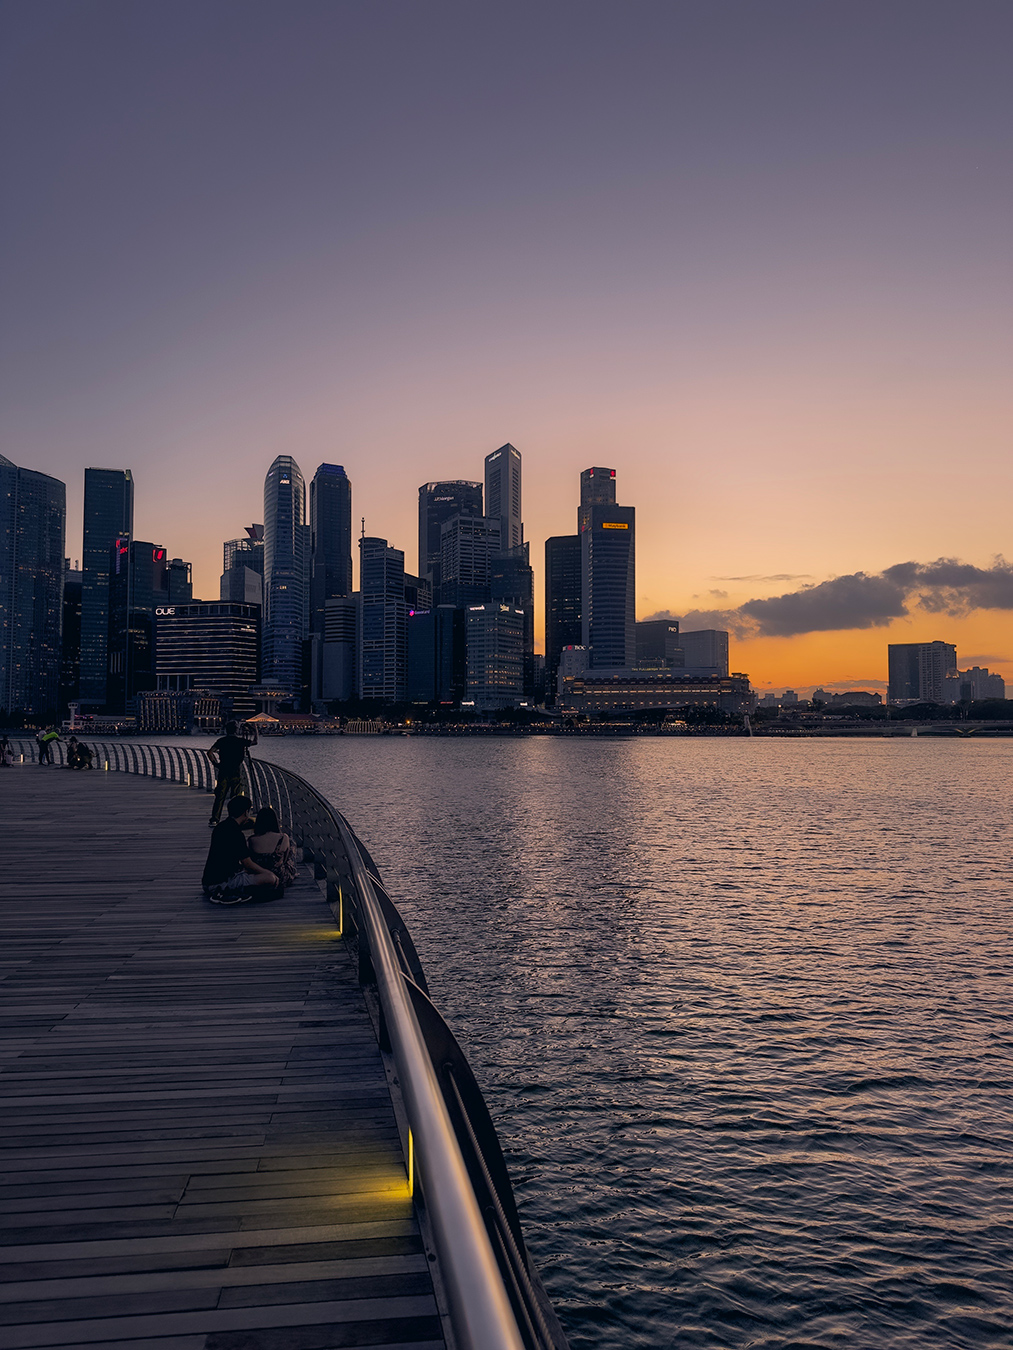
[10,738,569,1350]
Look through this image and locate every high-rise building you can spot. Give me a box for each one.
[310,464,353,623]
[677,629,729,676]
[106,538,173,713]
[484,444,523,551]
[80,467,133,706]
[888,641,957,704]
[155,601,261,718]
[418,481,483,600]
[166,559,193,605]
[320,595,359,703]
[544,534,582,702]
[465,604,525,709]
[406,605,467,703]
[581,499,636,669]
[358,537,405,702]
[60,561,83,710]
[635,619,682,668]
[490,543,535,695]
[578,466,616,532]
[952,666,1006,702]
[439,515,501,607]
[263,457,309,698]
[221,526,264,605]
[0,455,66,718]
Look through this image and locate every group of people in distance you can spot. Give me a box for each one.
[202,721,298,906]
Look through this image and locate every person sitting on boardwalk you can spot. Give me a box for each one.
[66,735,80,767]
[0,735,12,766]
[247,806,298,888]
[202,796,281,904]
[207,721,255,827]
[73,741,94,770]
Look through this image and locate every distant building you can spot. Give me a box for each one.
[106,538,177,713]
[418,481,483,600]
[557,645,590,682]
[221,526,264,606]
[165,559,193,604]
[812,689,883,707]
[888,641,957,704]
[359,537,405,702]
[635,619,682,668]
[263,456,309,699]
[404,573,433,612]
[320,595,359,703]
[490,543,534,695]
[465,604,525,710]
[80,467,133,707]
[677,630,729,676]
[545,534,582,702]
[559,671,754,716]
[439,514,501,607]
[578,466,616,532]
[60,562,83,710]
[0,455,66,718]
[950,666,1006,702]
[406,606,466,703]
[581,501,635,669]
[155,601,261,719]
[484,444,523,551]
[309,463,353,625]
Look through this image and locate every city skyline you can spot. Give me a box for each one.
[2,3,1011,693]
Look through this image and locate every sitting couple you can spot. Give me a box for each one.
[202,796,298,905]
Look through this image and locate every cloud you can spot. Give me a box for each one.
[714,573,814,583]
[656,557,1013,640]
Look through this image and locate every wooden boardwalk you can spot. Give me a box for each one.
[0,766,444,1350]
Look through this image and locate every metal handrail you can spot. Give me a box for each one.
[9,737,567,1350]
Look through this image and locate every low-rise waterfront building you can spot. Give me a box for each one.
[559,670,754,716]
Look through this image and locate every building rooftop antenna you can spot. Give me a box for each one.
[360,516,365,539]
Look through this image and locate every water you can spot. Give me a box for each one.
[179,736,1013,1347]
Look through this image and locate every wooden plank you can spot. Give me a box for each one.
[0,769,445,1348]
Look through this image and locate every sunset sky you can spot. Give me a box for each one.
[2,1,1010,694]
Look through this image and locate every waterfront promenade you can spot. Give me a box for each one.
[0,769,443,1349]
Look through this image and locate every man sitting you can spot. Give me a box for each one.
[202,795,281,904]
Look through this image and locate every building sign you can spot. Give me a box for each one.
[152,548,166,562]
[602,522,629,529]
[155,607,175,616]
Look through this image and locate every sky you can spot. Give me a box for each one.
[2,0,1010,694]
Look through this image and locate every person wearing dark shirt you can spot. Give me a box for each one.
[202,795,280,904]
[207,721,256,827]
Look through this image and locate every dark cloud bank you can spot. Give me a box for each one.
[648,558,1013,639]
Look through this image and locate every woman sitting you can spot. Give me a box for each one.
[247,806,298,888]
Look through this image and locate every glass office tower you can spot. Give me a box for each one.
[484,443,523,551]
[418,481,483,601]
[0,454,66,718]
[544,534,582,701]
[309,463,353,624]
[581,501,636,669]
[263,456,308,698]
[80,467,133,706]
[358,537,405,702]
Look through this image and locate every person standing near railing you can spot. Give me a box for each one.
[207,721,256,827]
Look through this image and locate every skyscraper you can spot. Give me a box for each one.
[465,604,525,709]
[155,601,261,718]
[309,463,353,623]
[888,641,957,704]
[490,543,535,695]
[418,481,483,600]
[0,455,66,718]
[544,534,582,700]
[106,538,174,713]
[439,515,502,607]
[581,471,635,669]
[263,456,308,698]
[358,537,405,702]
[484,444,523,551]
[578,466,616,532]
[221,526,265,606]
[80,467,133,706]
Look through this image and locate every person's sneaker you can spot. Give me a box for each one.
[208,818,217,828]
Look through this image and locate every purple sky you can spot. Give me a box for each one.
[2,1,1010,686]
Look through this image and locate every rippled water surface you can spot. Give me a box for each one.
[193,736,1012,1348]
